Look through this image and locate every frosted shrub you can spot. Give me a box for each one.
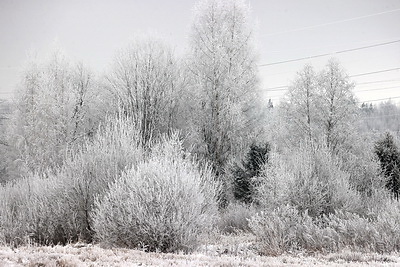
[54,115,144,241]
[249,201,400,255]
[0,174,67,246]
[324,206,400,253]
[256,145,362,217]
[254,152,290,211]
[218,202,257,234]
[248,205,299,256]
[43,116,143,241]
[0,115,144,245]
[289,147,363,217]
[93,136,220,253]
[0,178,33,246]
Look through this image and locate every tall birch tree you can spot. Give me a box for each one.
[188,0,259,176]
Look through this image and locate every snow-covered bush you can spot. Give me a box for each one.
[288,147,362,217]
[0,174,67,246]
[53,114,144,241]
[249,201,400,255]
[93,135,220,253]
[248,205,301,256]
[0,115,144,245]
[218,202,257,234]
[0,178,33,246]
[256,145,363,217]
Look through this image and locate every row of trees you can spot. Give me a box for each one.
[0,0,396,199]
[360,100,400,134]
[0,0,262,184]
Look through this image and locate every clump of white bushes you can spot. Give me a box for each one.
[0,115,144,245]
[0,117,220,252]
[249,202,400,256]
[248,144,400,255]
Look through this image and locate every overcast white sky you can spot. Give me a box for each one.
[0,0,399,104]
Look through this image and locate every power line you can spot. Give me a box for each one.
[261,68,400,91]
[263,8,400,37]
[266,96,400,104]
[355,86,399,92]
[263,86,400,95]
[259,39,400,67]
[356,79,400,85]
[350,67,400,77]
[263,79,400,92]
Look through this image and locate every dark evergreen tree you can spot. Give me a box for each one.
[374,132,400,199]
[232,142,270,204]
[267,99,274,109]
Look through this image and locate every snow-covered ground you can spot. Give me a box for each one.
[0,238,399,267]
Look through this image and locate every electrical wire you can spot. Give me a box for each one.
[357,79,400,85]
[259,40,400,67]
[355,86,399,92]
[261,67,400,91]
[262,8,400,37]
[350,67,400,77]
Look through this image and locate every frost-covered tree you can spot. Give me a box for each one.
[316,59,358,153]
[188,0,259,176]
[280,60,357,154]
[7,50,95,175]
[105,37,184,145]
[281,64,318,146]
[0,99,9,147]
[0,100,10,182]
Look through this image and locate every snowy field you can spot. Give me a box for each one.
[1,234,399,267]
[0,245,399,267]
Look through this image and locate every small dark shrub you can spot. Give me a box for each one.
[232,142,270,204]
[374,132,400,198]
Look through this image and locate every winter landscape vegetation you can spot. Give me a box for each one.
[0,0,400,266]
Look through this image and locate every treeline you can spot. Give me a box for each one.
[0,0,399,255]
[360,100,400,135]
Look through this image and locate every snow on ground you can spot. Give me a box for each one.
[0,242,399,267]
